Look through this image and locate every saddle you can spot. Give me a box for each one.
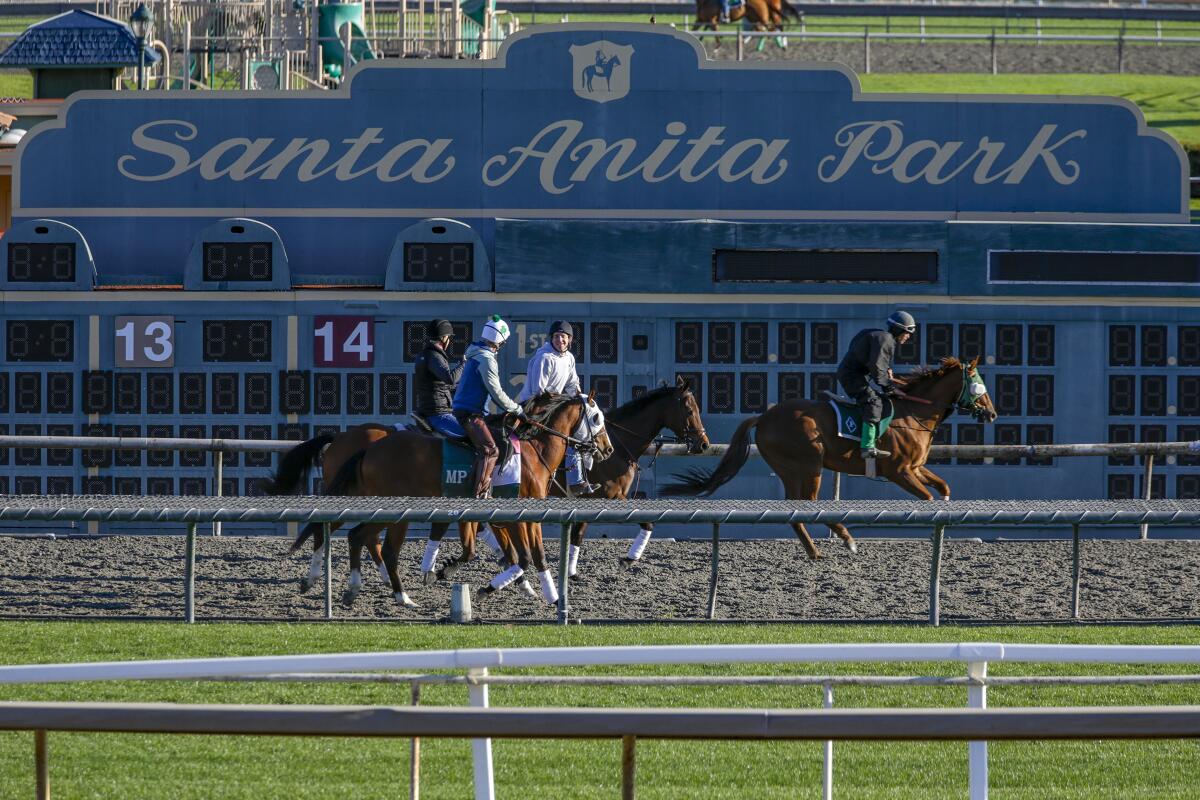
[820,391,895,441]
[410,411,514,463]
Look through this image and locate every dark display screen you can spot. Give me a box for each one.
[202,242,273,282]
[5,320,74,362]
[203,320,272,362]
[714,249,938,283]
[403,242,474,282]
[7,242,75,282]
[990,251,1200,284]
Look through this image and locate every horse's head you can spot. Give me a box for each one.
[670,375,709,454]
[958,356,998,423]
[575,390,614,463]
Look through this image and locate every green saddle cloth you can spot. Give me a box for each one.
[441,439,519,499]
[828,397,895,442]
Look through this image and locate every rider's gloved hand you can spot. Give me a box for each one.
[881,385,899,398]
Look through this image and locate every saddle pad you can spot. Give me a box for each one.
[829,399,895,441]
[441,437,520,499]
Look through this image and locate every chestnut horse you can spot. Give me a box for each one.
[693,0,801,44]
[664,357,997,558]
[552,378,709,577]
[327,393,613,604]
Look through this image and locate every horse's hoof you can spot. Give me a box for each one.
[422,570,437,586]
[519,579,537,598]
[440,562,460,580]
[618,557,636,571]
[342,588,360,607]
[396,592,418,609]
[299,577,314,594]
[478,584,496,597]
[846,540,858,554]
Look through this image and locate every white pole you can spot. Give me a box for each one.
[967,660,988,800]
[822,683,834,800]
[468,667,495,800]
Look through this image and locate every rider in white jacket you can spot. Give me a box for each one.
[518,321,598,494]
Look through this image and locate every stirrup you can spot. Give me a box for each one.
[860,447,890,459]
[569,481,601,496]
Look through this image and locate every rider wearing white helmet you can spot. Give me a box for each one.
[452,315,525,499]
[836,310,916,462]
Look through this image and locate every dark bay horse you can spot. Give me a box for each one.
[552,378,709,577]
[665,357,997,558]
[327,392,613,604]
[693,0,801,45]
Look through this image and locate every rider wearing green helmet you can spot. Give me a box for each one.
[836,310,916,461]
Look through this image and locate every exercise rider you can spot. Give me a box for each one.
[836,310,917,472]
[517,320,599,495]
[452,315,525,499]
[412,318,465,438]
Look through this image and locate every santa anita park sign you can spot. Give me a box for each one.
[15,24,1189,224]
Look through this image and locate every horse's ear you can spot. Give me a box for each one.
[587,385,597,402]
[676,374,690,391]
[969,355,980,372]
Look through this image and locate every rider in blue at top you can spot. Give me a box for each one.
[719,0,731,22]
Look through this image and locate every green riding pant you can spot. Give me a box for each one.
[860,421,878,451]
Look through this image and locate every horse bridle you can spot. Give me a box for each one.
[890,366,990,431]
[518,395,605,456]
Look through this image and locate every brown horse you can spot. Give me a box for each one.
[664,357,997,558]
[553,378,709,577]
[327,392,613,604]
[693,0,801,44]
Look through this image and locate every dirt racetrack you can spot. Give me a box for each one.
[1,532,1198,623]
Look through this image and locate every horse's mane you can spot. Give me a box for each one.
[901,357,963,392]
[523,391,574,427]
[607,384,679,422]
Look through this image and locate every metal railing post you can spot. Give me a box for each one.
[468,667,495,800]
[1141,453,1154,539]
[990,31,997,74]
[323,522,333,621]
[212,450,223,537]
[736,30,744,61]
[929,523,945,626]
[558,523,570,625]
[822,683,834,800]
[967,660,989,800]
[621,735,636,800]
[707,523,721,619]
[185,522,197,623]
[410,682,421,800]
[1071,523,1082,619]
[863,30,870,73]
[35,729,48,800]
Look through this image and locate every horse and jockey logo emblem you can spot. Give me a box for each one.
[570,41,634,103]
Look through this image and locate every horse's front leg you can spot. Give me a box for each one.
[888,466,935,501]
[529,522,559,605]
[917,466,951,501]
[621,523,654,568]
[435,521,476,583]
[299,521,338,593]
[478,523,527,596]
[568,522,587,577]
[343,523,383,606]
[421,521,450,585]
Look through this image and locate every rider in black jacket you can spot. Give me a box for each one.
[413,318,465,438]
[836,310,917,459]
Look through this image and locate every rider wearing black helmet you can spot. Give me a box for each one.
[836,310,917,460]
[413,318,465,439]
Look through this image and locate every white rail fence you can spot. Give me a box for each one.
[1,642,1199,800]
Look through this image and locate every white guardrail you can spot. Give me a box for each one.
[1,642,1199,800]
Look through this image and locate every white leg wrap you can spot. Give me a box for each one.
[519,578,537,597]
[396,591,417,608]
[307,547,324,581]
[489,564,523,591]
[539,570,559,605]
[376,561,390,585]
[627,529,652,561]
[942,495,951,502]
[568,544,580,577]
[481,526,501,554]
[348,569,362,590]
[421,540,440,574]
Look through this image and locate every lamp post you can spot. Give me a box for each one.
[130,2,152,90]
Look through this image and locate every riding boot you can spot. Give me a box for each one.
[471,452,498,499]
[462,415,500,499]
[859,421,891,459]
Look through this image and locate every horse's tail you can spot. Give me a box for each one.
[662,415,758,497]
[289,522,322,554]
[268,433,336,495]
[326,449,366,497]
[781,0,802,21]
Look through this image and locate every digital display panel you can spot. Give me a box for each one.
[996,325,1023,366]
[203,320,272,362]
[7,242,75,282]
[990,251,1200,284]
[714,250,938,283]
[1109,326,1136,367]
[1029,325,1057,367]
[203,242,272,281]
[403,242,474,282]
[5,320,73,363]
